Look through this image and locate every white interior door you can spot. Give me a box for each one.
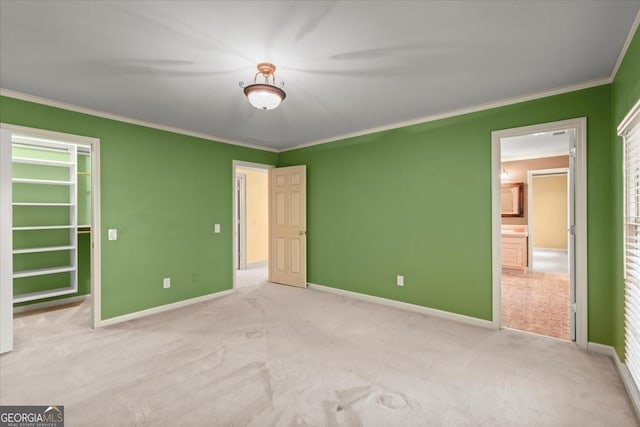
[269,165,306,287]
[0,128,13,353]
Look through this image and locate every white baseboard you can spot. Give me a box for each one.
[97,289,234,327]
[13,295,89,314]
[587,341,616,357]
[307,283,493,329]
[245,260,268,269]
[587,342,640,422]
[614,349,640,422]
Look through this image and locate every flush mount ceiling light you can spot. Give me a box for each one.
[239,63,286,110]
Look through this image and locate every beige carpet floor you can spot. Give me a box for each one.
[0,273,636,426]
[501,269,570,340]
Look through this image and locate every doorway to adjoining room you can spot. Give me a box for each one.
[499,128,573,341]
[234,163,270,291]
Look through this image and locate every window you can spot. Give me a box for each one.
[622,99,640,386]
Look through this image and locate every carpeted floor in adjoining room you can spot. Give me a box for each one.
[1,272,635,426]
[501,269,570,340]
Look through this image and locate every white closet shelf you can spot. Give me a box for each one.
[13,225,74,230]
[13,265,74,278]
[12,202,73,206]
[12,157,73,167]
[13,286,77,304]
[12,178,74,185]
[13,245,75,254]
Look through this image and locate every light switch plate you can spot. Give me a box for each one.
[163,277,171,289]
[108,229,117,241]
[214,224,220,233]
[396,275,404,287]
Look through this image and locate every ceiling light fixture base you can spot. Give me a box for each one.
[240,62,286,110]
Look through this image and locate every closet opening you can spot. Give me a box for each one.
[0,124,101,354]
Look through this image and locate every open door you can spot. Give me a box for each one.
[269,165,306,287]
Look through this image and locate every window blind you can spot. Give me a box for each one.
[623,102,640,386]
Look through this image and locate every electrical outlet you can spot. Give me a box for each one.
[214,224,221,233]
[163,277,171,289]
[396,275,404,287]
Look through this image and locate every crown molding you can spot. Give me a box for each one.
[0,89,278,153]
[611,8,640,82]
[0,75,612,155]
[282,77,610,152]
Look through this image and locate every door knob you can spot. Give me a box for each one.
[299,230,306,236]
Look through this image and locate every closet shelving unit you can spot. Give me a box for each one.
[11,137,78,303]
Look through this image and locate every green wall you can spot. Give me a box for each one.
[612,27,640,359]
[2,29,636,343]
[1,96,277,319]
[279,85,614,345]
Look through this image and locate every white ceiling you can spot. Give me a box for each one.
[1,1,638,152]
[501,131,570,162]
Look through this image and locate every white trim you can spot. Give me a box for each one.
[587,342,616,357]
[586,342,640,421]
[0,89,277,153]
[308,283,493,329]
[491,126,502,330]
[13,295,88,314]
[236,173,247,270]
[618,98,640,136]
[2,80,610,154]
[284,79,608,152]
[232,161,274,291]
[1,123,98,146]
[90,139,101,329]
[1,123,102,330]
[246,260,268,269]
[97,289,234,327]
[615,349,640,422]
[0,128,13,353]
[492,118,588,348]
[611,9,640,82]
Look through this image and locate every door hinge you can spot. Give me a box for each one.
[570,303,577,313]
[570,147,577,158]
[569,225,575,235]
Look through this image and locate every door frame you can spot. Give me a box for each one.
[0,129,13,353]
[527,167,569,269]
[231,160,274,290]
[0,123,102,336]
[491,117,587,349]
[235,173,247,270]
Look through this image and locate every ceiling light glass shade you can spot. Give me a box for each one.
[244,84,286,110]
[240,63,286,110]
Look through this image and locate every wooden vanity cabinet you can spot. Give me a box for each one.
[501,234,527,271]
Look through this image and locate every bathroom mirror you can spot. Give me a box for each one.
[501,182,524,217]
